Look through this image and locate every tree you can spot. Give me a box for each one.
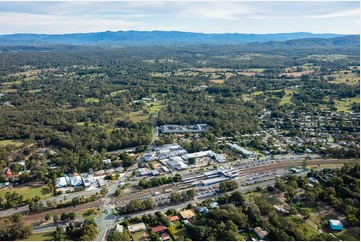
[100,187,109,196]
[229,191,245,207]
[11,213,23,224]
[219,180,238,193]
[347,214,359,226]
[107,230,131,241]
[170,191,182,204]
[167,224,176,235]
[53,214,60,223]
[45,214,51,221]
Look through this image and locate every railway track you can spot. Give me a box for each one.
[112,158,356,206]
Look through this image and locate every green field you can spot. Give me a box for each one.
[110,90,127,96]
[27,89,42,93]
[19,231,54,241]
[85,97,100,104]
[0,185,52,201]
[128,112,149,122]
[334,96,359,112]
[280,89,296,105]
[173,227,189,240]
[0,139,24,147]
[148,102,165,114]
[327,71,360,85]
[132,230,149,241]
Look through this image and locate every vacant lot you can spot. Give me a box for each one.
[0,139,24,147]
[132,230,150,241]
[20,231,54,241]
[0,185,51,201]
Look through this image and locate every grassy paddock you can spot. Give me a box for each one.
[0,185,52,201]
[0,139,24,147]
[19,231,54,241]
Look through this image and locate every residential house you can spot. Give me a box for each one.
[179,210,195,220]
[128,222,147,233]
[152,225,167,234]
[253,227,268,239]
[161,233,170,241]
[329,220,343,231]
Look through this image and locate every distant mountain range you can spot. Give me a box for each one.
[0,30,356,46]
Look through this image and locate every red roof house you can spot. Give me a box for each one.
[161,233,170,241]
[152,225,167,234]
[169,215,180,222]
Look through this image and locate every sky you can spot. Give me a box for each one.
[0,1,359,35]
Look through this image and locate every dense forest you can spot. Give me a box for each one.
[0,43,359,177]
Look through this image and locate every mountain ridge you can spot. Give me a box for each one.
[0,30,353,46]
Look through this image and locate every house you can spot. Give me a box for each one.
[169,215,179,222]
[3,167,12,177]
[105,169,115,174]
[308,177,319,184]
[138,168,151,176]
[113,224,123,233]
[151,170,160,176]
[97,178,107,187]
[195,206,209,214]
[152,225,167,234]
[161,233,170,241]
[329,220,343,231]
[179,210,195,220]
[103,159,112,164]
[94,170,105,176]
[209,202,219,209]
[253,227,269,239]
[70,176,83,186]
[56,177,67,188]
[183,220,191,226]
[128,222,147,233]
[82,178,91,187]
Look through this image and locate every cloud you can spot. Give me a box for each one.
[0,12,144,34]
[0,1,359,34]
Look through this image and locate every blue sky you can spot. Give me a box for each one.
[0,1,359,34]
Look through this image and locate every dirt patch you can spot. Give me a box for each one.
[280,70,313,77]
[210,79,225,84]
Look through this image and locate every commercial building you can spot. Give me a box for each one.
[167,157,188,170]
[228,144,255,157]
[160,124,208,133]
[182,150,215,160]
[201,177,229,186]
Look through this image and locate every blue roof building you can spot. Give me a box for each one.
[329,220,343,231]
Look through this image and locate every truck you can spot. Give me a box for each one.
[164,189,173,193]
[152,192,160,196]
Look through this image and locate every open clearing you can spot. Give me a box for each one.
[334,96,359,112]
[19,231,54,241]
[280,89,296,105]
[0,185,52,201]
[0,139,24,147]
[85,97,100,104]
